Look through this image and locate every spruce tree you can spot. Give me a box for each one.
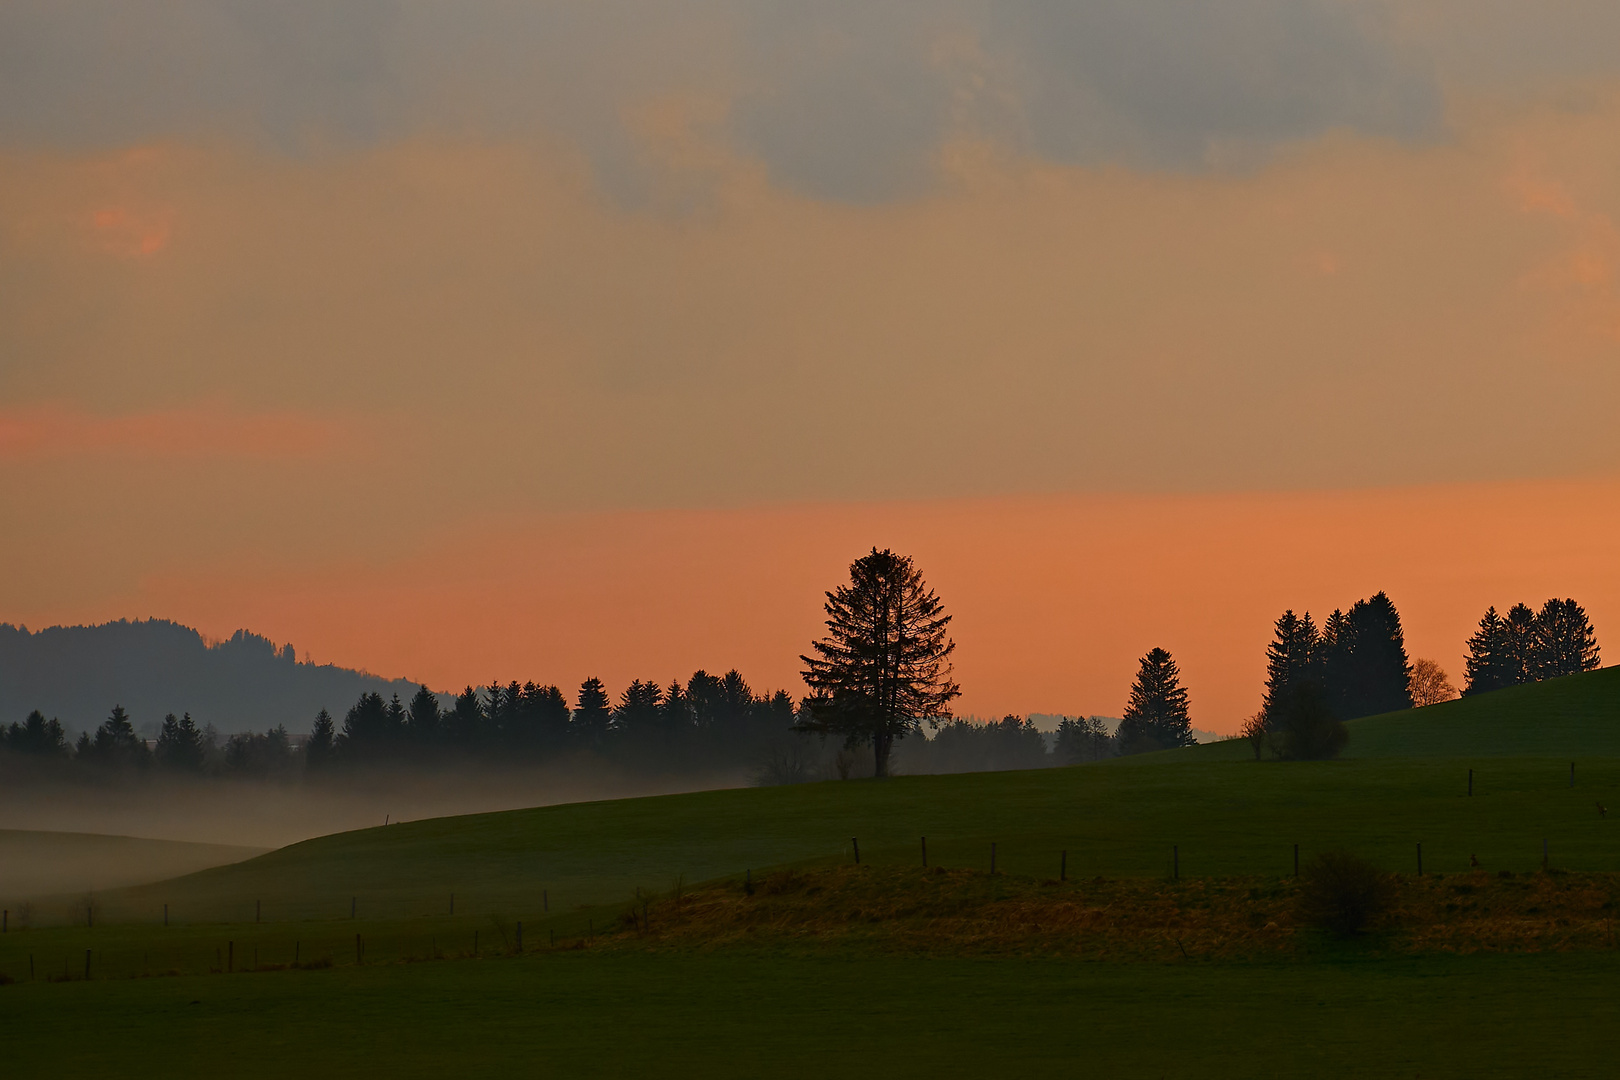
[1534,598,1601,679]
[798,548,960,778]
[155,712,205,771]
[1503,604,1538,686]
[1464,606,1514,695]
[1318,594,1412,720]
[573,678,613,745]
[305,709,335,770]
[1116,647,1195,755]
[1262,610,1319,727]
[406,686,441,741]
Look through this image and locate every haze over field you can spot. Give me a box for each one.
[4,3,1620,729]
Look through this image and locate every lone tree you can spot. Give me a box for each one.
[799,548,959,778]
[1116,647,1196,755]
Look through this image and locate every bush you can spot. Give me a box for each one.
[1297,850,1397,936]
[1272,681,1347,761]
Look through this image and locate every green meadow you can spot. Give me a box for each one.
[6,666,1620,1076]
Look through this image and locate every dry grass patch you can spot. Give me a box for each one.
[588,865,1620,960]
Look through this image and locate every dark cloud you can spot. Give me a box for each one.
[0,2,1605,200]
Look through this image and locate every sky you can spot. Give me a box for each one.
[3,1,1620,731]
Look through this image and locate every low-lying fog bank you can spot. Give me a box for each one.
[0,761,752,852]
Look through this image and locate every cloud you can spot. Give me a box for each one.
[0,0,1452,201]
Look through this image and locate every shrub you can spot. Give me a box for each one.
[1273,681,1347,761]
[1297,850,1397,936]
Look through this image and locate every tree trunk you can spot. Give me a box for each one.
[874,732,893,778]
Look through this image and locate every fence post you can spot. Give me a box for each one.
[921,836,927,868]
[227,941,233,973]
[1417,842,1423,876]
[1543,838,1549,869]
[990,842,997,875]
[852,837,860,864]
[1293,844,1299,878]
[1061,850,1067,882]
[517,922,523,953]
[1468,768,1473,796]
[1173,845,1179,881]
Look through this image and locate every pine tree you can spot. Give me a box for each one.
[155,712,206,771]
[613,680,665,740]
[1262,610,1319,726]
[89,704,149,767]
[573,678,613,745]
[1116,648,1195,755]
[1534,598,1601,679]
[5,711,68,756]
[1318,594,1412,720]
[660,680,692,734]
[1464,606,1514,696]
[305,709,335,770]
[447,687,485,748]
[1503,603,1538,686]
[798,548,960,778]
[406,686,441,741]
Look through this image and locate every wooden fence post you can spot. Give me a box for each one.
[1173,845,1179,881]
[921,836,927,867]
[990,842,997,875]
[1061,850,1067,882]
[227,941,233,973]
[1468,768,1473,796]
[1293,844,1299,877]
[1417,842,1423,876]
[852,837,860,864]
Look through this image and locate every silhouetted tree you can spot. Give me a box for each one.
[85,704,149,767]
[661,680,692,736]
[1464,607,1515,696]
[338,692,392,758]
[406,686,441,741]
[155,712,206,771]
[1503,603,1539,686]
[614,679,664,741]
[1055,715,1114,763]
[573,677,612,746]
[1321,593,1412,720]
[1262,609,1320,730]
[1116,648,1195,755]
[3,710,68,756]
[445,687,484,747]
[305,708,335,769]
[1409,658,1458,708]
[1534,598,1601,679]
[799,548,960,778]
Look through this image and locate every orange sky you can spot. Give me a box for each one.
[3,12,1620,732]
[0,476,1607,734]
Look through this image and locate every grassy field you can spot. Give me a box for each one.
[4,668,1620,1075]
[0,830,262,901]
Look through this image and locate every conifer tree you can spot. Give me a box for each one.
[155,712,206,771]
[406,686,441,740]
[1503,603,1538,686]
[613,680,664,739]
[1116,647,1195,755]
[1533,598,1601,679]
[1464,606,1514,695]
[1262,610,1319,726]
[305,708,335,769]
[798,548,959,778]
[573,677,613,745]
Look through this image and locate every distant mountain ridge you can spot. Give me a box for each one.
[0,619,423,736]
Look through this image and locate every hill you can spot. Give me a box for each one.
[0,619,423,736]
